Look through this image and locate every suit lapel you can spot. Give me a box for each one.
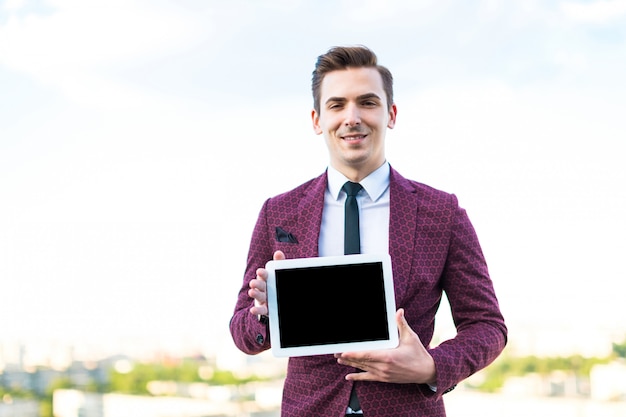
[388,167,419,302]
[289,168,419,296]
[295,172,327,258]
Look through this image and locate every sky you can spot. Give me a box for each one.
[1,0,625,362]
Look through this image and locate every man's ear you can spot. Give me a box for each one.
[311,109,323,135]
[387,103,398,129]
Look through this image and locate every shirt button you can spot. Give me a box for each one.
[256,334,264,345]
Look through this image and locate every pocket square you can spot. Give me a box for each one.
[275,227,298,243]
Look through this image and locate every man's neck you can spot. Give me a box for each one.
[330,160,387,183]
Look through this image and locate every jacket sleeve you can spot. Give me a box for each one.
[229,199,274,354]
[428,200,507,398]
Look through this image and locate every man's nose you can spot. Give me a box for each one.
[343,104,361,126]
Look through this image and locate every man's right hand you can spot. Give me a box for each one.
[248,250,285,317]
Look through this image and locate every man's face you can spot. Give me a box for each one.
[312,67,397,181]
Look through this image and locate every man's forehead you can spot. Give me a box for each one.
[320,67,385,98]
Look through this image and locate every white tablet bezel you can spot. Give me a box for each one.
[265,253,398,357]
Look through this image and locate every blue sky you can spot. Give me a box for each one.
[1,0,625,360]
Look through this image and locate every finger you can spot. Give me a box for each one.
[249,285,268,315]
[396,308,420,343]
[249,277,267,292]
[248,278,267,307]
[248,286,266,301]
[250,303,268,316]
[256,267,268,281]
[396,308,407,331]
[255,251,284,280]
[345,371,375,381]
[336,351,377,371]
[335,355,359,368]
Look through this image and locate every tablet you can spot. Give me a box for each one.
[265,253,398,357]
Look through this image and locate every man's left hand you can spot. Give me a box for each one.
[334,308,437,385]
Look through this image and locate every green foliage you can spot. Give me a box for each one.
[470,353,611,393]
[612,336,626,358]
[27,376,74,417]
[107,359,267,395]
[109,363,158,395]
[0,386,35,399]
[208,369,262,386]
[40,399,53,417]
[45,376,74,395]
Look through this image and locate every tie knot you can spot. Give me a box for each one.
[342,181,363,197]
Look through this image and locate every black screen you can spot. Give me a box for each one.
[274,262,390,348]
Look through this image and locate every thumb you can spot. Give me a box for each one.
[396,308,416,341]
[273,250,286,261]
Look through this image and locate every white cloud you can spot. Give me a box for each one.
[2,3,209,68]
[339,0,437,23]
[0,1,213,106]
[561,0,626,23]
[3,0,26,11]
[1,0,625,354]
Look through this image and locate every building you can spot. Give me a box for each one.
[53,388,281,417]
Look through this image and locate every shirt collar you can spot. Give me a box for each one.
[327,162,390,202]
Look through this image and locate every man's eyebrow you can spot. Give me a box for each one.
[357,93,382,101]
[324,93,382,105]
[325,97,347,105]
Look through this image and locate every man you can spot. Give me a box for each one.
[230,45,507,417]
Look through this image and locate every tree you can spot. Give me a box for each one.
[612,336,626,358]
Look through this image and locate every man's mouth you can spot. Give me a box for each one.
[341,134,367,141]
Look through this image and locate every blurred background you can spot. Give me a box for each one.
[1,0,625,416]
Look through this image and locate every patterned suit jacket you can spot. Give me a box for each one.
[230,166,507,417]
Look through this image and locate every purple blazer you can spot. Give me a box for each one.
[230,167,507,417]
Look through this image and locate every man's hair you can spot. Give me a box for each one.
[311,45,394,114]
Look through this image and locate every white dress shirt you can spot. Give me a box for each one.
[318,162,390,257]
[319,162,392,414]
[319,163,438,404]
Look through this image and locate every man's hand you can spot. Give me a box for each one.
[248,250,285,317]
[334,308,437,385]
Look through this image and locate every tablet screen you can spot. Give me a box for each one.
[266,254,398,357]
[275,262,389,347]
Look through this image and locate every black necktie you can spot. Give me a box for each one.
[342,181,364,413]
[342,181,363,255]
